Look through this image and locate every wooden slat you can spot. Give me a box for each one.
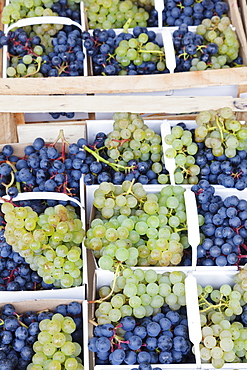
[0,0,3,79]
[0,67,247,95]
[0,95,247,113]
[238,82,247,95]
[17,122,86,143]
[0,113,19,143]
[239,0,247,35]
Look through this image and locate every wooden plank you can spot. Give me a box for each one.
[13,113,25,125]
[238,82,247,95]
[17,122,86,143]
[0,95,247,113]
[239,0,247,35]
[142,113,197,120]
[0,67,247,95]
[0,0,4,79]
[0,113,19,143]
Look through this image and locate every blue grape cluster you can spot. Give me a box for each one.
[51,0,81,22]
[192,180,247,267]
[195,145,247,190]
[0,138,88,198]
[147,0,228,27]
[0,302,82,370]
[49,112,75,119]
[89,308,194,366]
[82,27,168,76]
[0,304,39,370]
[1,25,85,78]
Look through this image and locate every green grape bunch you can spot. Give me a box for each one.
[194,107,247,158]
[28,314,84,370]
[85,181,190,270]
[196,264,247,368]
[1,0,81,24]
[104,112,168,184]
[195,16,240,69]
[1,202,85,289]
[113,33,166,73]
[2,0,58,24]
[84,0,150,30]
[164,124,200,184]
[93,269,187,323]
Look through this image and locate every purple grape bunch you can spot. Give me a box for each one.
[192,180,247,267]
[88,308,194,367]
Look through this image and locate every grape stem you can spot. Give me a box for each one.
[215,116,225,143]
[138,49,164,55]
[83,145,135,172]
[0,197,19,207]
[88,319,98,326]
[1,171,15,190]
[5,160,21,193]
[49,129,70,163]
[120,178,146,203]
[123,18,132,33]
[111,138,131,146]
[88,263,121,304]
[199,293,228,313]
[23,57,42,78]
[13,312,28,328]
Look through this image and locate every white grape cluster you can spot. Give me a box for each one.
[2,202,84,288]
[84,0,150,29]
[27,314,83,370]
[2,0,80,24]
[105,112,167,181]
[164,125,200,184]
[194,16,240,71]
[95,269,186,323]
[113,37,166,74]
[197,264,247,368]
[195,107,247,157]
[85,181,189,269]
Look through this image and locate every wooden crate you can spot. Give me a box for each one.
[0,0,247,95]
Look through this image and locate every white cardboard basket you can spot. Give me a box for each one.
[87,268,247,369]
[2,15,88,78]
[86,183,199,272]
[0,191,87,301]
[0,298,89,370]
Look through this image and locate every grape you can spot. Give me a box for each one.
[193,108,246,158]
[84,0,152,29]
[96,270,186,323]
[173,17,241,73]
[30,315,81,370]
[164,124,199,184]
[2,0,81,24]
[197,266,247,368]
[85,182,190,268]
[1,203,84,289]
